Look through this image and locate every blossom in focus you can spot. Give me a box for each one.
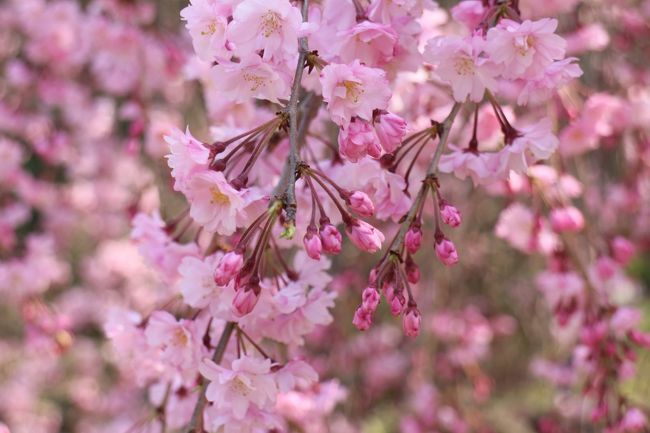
[424,35,499,103]
[186,170,246,235]
[320,60,391,127]
[486,18,566,80]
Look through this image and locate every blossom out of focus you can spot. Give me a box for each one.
[1,0,650,432]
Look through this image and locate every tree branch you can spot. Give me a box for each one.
[277,0,310,229]
[387,103,463,256]
[184,321,235,433]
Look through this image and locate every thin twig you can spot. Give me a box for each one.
[276,0,311,226]
[184,321,235,433]
[388,102,463,257]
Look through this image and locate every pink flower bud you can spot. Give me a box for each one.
[390,292,405,316]
[630,330,650,349]
[346,220,385,253]
[405,256,420,284]
[405,225,422,254]
[374,111,407,154]
[338,119,381,162]
[402,306,421,337]
[439,200,462,227]
[303,225,322,260]
[348,191,375,217]
[435,235,459,266]
[549,206,584,232]
[352,307,373,331]
[319,223,342,254]
[362,286,380,312]
[595,256,618,281]
[232,285,260,316]
[214,251,244,286]
[620,408,647,432]
[612,236,635,265]
[367,139,382,159]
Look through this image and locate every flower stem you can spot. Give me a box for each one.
[185,321,235,433]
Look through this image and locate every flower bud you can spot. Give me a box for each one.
[352,307,373,331]
[620,408,647,432]
[232,284,260,316]
[402,306,421,337]
[549,206,584,232]
[405,256,420,284]
[319,223,342,254]
[611,236,635,265]
[361,286,380,312]
[338,119,381,162]
[348,191,375,217]
[439,200,462,227]
[435,234,459,266]
[303,225,322,260]
[346,220,384,253]
[374,111,407,154]
[214,251,244,286]
[405,224,422,254]
[390,291,405,316]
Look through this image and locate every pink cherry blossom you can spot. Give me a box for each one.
[186,170,246,235]
[165,127,210,193]
[424,35,499,103]
[227,0,302,62]
[180,0,231,62]
[145,310,205,379]
[200,355,277,419]
[320,60,391,127]
[212,55,290,103]
[338,21,398,67]
[451,0,485,31]
[549,206,585,233]
[178,254,221,308]
[439,145,495,185]
[486,18,566,80]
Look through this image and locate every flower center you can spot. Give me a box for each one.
[261,11,282,38]
[210,186,231,205]
[343,80,364,103]
[172,328,189,347]
[231,377,251,396]
[202,275,215,290]
[453,56,475,76]
[201,21,218,36]
[514,35,535,56]
[243,72,267,92]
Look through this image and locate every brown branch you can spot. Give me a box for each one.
[274,0,311,231]
[184,321,235,433]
